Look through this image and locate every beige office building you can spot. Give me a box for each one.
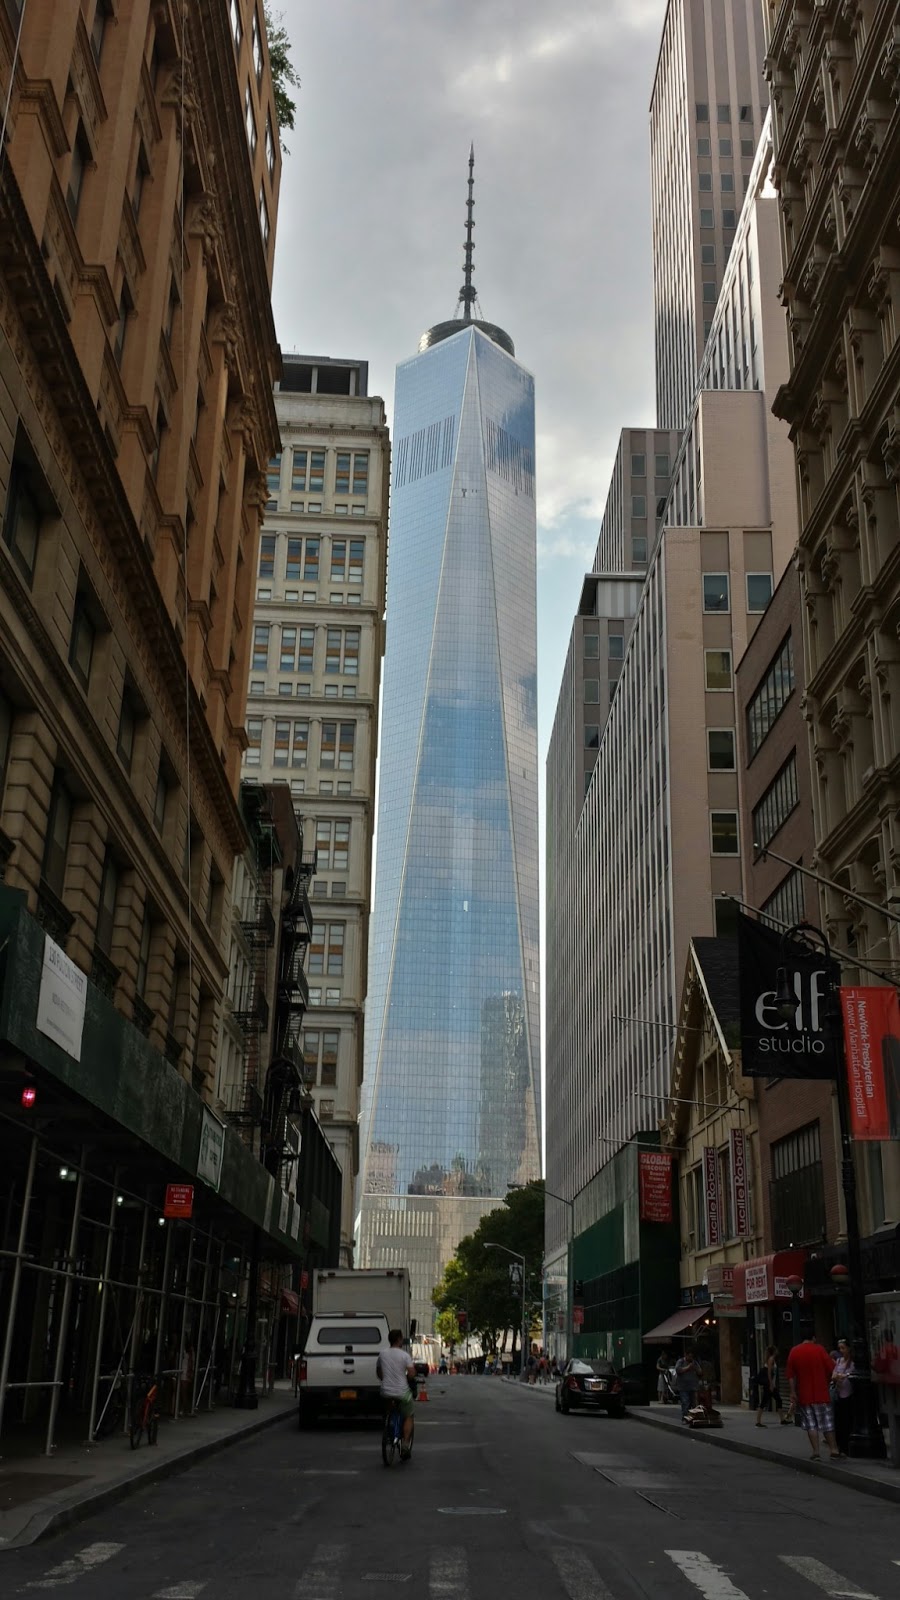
[243,355,389,1263]
[651,0,767,430]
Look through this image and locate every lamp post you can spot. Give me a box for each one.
[774,922,886,1459]
[484,1243,527,1381]
[785,1273,804,1347]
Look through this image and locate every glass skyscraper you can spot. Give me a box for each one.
[358,180,541,1330]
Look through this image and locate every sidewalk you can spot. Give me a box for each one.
[0,1383,297,1550]
[506,1379,900,1505]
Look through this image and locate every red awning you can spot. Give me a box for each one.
[642,1306,709,1345]
[281,1289,300,1316]
[731,1249,807,1309]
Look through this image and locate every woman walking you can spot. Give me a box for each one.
[755,1344,783,1426]
[832,1338,855,1456]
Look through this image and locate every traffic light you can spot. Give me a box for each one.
[573,1279,584,1300]
[457,1311,467,1331]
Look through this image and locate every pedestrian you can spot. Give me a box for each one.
[674,1346,702,1419]
[755,1344,783,1427]
[831,1337,855,1457]
[656,1348,670,1403]
[785,1331,839,1461]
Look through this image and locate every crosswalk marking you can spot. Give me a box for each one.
[429,1547,469,1599]
[665,1551,751,1600]
[778,1557,877,1599]
[153,1586,206,1599]
[293,1544,347,1598]
[549,1547,615,1599]
[26,1542,125,1590]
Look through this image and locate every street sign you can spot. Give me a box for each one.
[164,1183,194,1219]
[572,1306,584,1329]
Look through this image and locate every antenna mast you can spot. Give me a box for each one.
[460,144,476,322]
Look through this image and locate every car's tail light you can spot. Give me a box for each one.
[567,1376,581,1391]
[611,1380,622,1393]
[298,1359,307,1385]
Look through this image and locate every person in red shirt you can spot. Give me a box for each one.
[785,1335,839,1460]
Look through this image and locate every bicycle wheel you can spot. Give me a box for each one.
[381,1418,397,1467]
[147,1411,159,1446]
[129,1413,144,1450]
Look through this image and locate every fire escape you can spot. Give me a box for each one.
[227,788,277,1134]
[262,834,315,1175]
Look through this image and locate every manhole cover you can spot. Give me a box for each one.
[437,1507,507,1516]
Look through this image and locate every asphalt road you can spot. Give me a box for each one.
[3,1379,899,1599]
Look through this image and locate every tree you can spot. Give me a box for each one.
[434,1309,462,1351]
[262,7,300,150]
[432,1180,546,1356]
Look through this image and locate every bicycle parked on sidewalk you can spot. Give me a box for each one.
[130,1374,160,1449]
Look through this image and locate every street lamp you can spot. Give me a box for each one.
[785,1274,804,1347]
[484,1243,528,1381]
[774,922,886,1458]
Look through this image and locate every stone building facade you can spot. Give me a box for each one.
[765,0,900,1234]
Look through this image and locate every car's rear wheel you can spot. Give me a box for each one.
[560,1393,571,1415]
[554,1391,561,1412]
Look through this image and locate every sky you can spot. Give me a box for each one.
[269,0,668,767]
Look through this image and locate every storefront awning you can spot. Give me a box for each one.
[731,1249,807,1309]
[642,1307,709,1344]
[281,1289,300,1316]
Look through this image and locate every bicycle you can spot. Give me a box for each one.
[381,1397,413,1467]
[130,1375,160,1449]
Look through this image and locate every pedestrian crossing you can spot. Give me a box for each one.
[15,1538,900,1597]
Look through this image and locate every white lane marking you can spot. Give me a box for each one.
[153,1586,206,1599]
[429,1547,469,1599]
[549,1547,615,1599]
[665,1551,751,1600]
[27,1542,125,1589]
[778,1557,877,1598]
[300,1469,359,1475]
[293,1544,347,1598]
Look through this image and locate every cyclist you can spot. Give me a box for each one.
[377,1328,416,1461]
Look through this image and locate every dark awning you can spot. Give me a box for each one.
[642,1307,708,1345]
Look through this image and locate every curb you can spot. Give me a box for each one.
[629,1408,900,1506]
[2,1402,297,1550]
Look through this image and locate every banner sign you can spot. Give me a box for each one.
[197,1107,225,1191]
[745,1263,769,1303]
[738,912,840,1079]
[36,935,86,1061]
[164,1183,193,1219]
[638,1150,673,1222]
[841,987,900,1140]
[729,1128,751,1238]
[703,1146,722,1246]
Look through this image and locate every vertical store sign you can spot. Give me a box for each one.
[841,986,900,1140]
[638,1150,673,1222]
[729,1128,751,1237]
[703,1145,722,1246]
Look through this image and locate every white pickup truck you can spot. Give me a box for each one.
[296,1311,392,1425]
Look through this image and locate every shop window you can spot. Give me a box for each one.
[770,1123,825,1248]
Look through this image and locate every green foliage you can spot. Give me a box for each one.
[431,1180,545,1352]
[434,1309,462,1349]
[262,6,300,149]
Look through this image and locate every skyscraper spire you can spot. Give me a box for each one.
[460,143,476,322]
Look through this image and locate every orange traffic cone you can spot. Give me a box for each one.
[417,1376,429,1402]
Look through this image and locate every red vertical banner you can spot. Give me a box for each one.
[729,1128,751,1238]
[638,1151,673,1222]
[703,1145,722,1246]
[840,987,900,1140]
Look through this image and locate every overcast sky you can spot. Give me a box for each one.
[269,0,668,759]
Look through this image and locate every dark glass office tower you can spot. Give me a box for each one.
[359,158,541,1331]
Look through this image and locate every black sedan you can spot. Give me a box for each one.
[555,1358,626,1417]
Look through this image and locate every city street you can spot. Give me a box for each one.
[3,1379,899,1599]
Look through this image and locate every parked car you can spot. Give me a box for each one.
[555,1358,627,1418]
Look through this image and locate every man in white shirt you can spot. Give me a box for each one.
[377,1328,416,1458]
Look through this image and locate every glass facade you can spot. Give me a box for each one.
[359,325,541,1329]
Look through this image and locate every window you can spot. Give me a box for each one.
[719,138,732,157]
[739,104,752,123]
[305,538,320,580]
[704,649,732,691]
[259,535,276,578]
[325,627,360,676]
[348,539,364,584]
[703,573,729,612]
[249,680,264,697]
[96,848,119,955]
[265,116,276,179]
[747,572,773,612]
[113,280,133,366]
[245,717,263,765]
[321,1030,338,1085]
[753,754,799,851]
[583,634,599,659]
[67,125,89,223]
[3,467,41,584]
[273,719,290,766]
[69,598,96,689]
[334,453,351,495]
[699,172,712,192]
[701,244,716,265]
[746,634,794,756]
[700,208,714,229]
[229,0,242,46]
[633,535,647,562]
[338,722,355,770]
[251,624,270,672]
[42,773,73,898]
[298,627,315,672]
[723,209,736,229]
[285,537,302,579]
[315,818,350,872]
[608,634,624,660]
[331,539,347,581]
[583,680,600,704]
[697,137,710,156]
[711,811,739,855]
[149,397,166,479]
[717,103,730,122]
[259,189,269,249]
[721,173,734,193]
[771,1124,825,1249]
[90,0,110,64]
[631,495,646,517]
[280,627,296,671]
[291,450,307,491]
[707,729,736,771]
[695,103,709,121]
[703,282,718,304]
[630,454,645,476]
[584,725,600,750]
[135,908,152,998]
[117,689,137,771]
[326,922,345,976]
[251,8,263,79]
[131,144,149,220]
[654,454,669,477]
[763,868,805,930]
[741,138,755,158]
[153,759,170,833]
[291,720,309,766]
[309,922,325,974]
